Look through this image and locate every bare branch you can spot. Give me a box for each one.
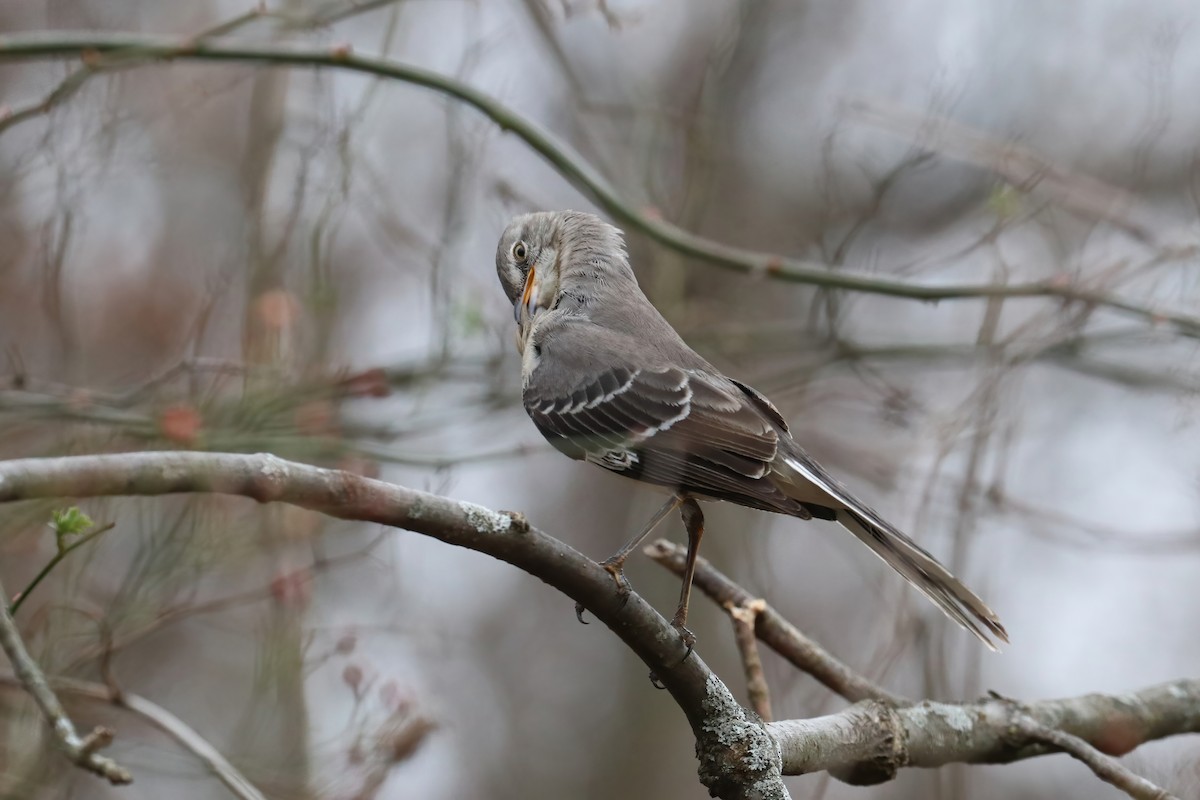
[0,452,787,800]
[0,574,132,784]
[768,682,1200,786]
[647,539,908,706]
[1,452,1196,793]
[0,674,266,800]
[730,599,772,722]
[1013,713,1178,800]
[847,99,1163,244]
[0,32,1196,337]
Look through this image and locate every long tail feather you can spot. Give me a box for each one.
[778,452,1007,650]
[836,507,1008,650]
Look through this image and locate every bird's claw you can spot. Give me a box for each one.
[575,559,633,625]
[670,615,696,662]
[599,557,633,610]
[648,623,695,687]
[674,623,696,657]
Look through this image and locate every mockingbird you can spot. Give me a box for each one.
[495,210,1007,650]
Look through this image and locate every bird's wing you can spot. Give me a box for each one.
[522,333,810,516]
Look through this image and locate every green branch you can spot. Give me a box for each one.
[9,521,115,616]
[0,31,1196,337]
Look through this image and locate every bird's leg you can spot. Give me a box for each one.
[671,496,704,651]
[598,494,682,593]
[576,495,683,624]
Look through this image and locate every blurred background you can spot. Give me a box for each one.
[1,1,1199,798]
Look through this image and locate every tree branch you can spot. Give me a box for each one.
[1,452,1195,795]
[0,674,266,800]
[768,682,1200,785]
[647,539,908,706]
[9,521,115,616]
[649,541,1195,790]
[0,32,1196,337]
[0,452,787,800]
[730,599,772,721]
[0,574,132,784]
[1013,713,1178,800]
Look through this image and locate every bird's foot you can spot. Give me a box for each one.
[670,613,696,659]
[599,556,633,608]
[575,557,633,625]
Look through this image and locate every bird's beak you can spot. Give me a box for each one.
[516,264,539,324]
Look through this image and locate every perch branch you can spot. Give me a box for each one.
[0,452,786,800]
[0,453,1195,794]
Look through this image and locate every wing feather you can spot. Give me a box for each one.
[523,365,807,516]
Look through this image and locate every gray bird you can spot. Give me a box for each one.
[495,209,1007,650]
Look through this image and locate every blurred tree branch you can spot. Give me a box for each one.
[0,572,132,785]
[0,452,1194,797]
[847,99,1161,245]
[8,519,114,616]
[0,32,1197,339]
[0,674,268,800]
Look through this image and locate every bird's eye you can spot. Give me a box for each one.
[512,241,528,262]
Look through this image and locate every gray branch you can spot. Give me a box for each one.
[0,575,132,784]
[769,683,1200,786]
[0,452,1195,796]
[1013,714,1178,800]
[0,452,786,800]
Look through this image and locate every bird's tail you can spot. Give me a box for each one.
[835,506,1008,650]
[777,451,1008,650]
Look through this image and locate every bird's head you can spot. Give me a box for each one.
[495,211,634,345]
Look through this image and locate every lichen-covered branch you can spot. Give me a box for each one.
[768,682,1200,786]
[0,32,1196,338]
[0,452,787,800]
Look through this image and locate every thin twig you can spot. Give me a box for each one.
[0,674,266,800]
[646,539,908,705]
[0,574,132,784]
[0,32,1195,338]
[730,599,772,721]
[1013,714,1178,800]
[847,99,1164,244]
[9,522,115,616]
